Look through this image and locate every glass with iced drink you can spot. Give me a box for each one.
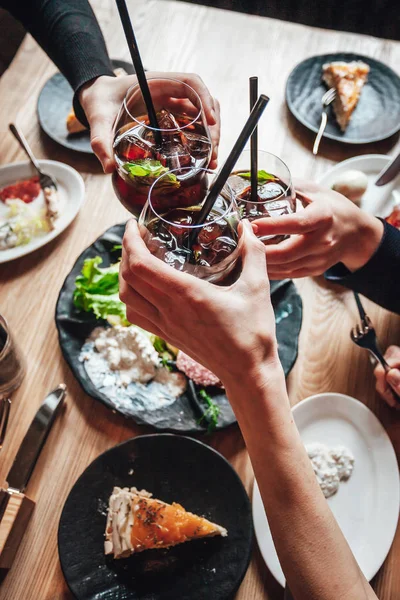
[113,78,212,218]
[139,168,241,283]
[228,149,296,244]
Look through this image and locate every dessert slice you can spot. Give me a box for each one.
[322,61,370,131]
[66,108,86,134]
[105,487,227,558]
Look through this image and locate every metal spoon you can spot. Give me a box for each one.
[9,123,57,192]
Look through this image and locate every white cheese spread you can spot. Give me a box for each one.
[80,325,187,412]
[90,325,160,385]
[306,442,355,498]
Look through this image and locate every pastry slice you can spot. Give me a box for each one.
[322,61,370,131]
[66,108,86,134]
[104,487,227,558]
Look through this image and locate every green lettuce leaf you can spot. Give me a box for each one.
[239,169,277,184]
[73,257,128,325]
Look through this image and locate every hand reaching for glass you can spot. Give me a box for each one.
[119,219,279,387]
[374,345,400,409]
[252,180,384,279]
[79,72,220,174]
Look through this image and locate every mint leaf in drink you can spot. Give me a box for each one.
[239,170,277,184]
[197,389,220,434]
[123,159,180,188]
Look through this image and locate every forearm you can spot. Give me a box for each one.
[2,0,114,92]
[225,364,377,600]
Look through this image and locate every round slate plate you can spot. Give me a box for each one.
[55,223,302,432]
[286,53,400,144]
[37,60,135,154]
[58,434,253,600]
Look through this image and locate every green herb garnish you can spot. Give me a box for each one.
[239,169,277,184]
[123,159,180,189]
[111,244,122,252]
[197,389,220,434]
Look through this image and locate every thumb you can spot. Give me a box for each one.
[387,368,400,393]
[239,220,268,284]
[89,114,115,173]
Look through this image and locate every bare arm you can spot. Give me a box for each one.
[120,219,378,600]
[226,368,376,600]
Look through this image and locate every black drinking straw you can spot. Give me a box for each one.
[115,0,162,147]
[250,77,258,203]
[188,94,270,247]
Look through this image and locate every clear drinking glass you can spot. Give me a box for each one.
[228,149,296,244]
[112,77,212,218]
[0,315,25,397]
[138,168,242,283]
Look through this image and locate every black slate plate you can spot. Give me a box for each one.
[286,53,400,144]
[55,223,302,432]
[37,60,135,154]
[58,434,253,600]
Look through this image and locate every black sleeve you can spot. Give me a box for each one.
[1,0,114,122]
[325,220,400,314]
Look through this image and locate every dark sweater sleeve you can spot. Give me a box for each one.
[1,0,114,123]
[325,220,400,314]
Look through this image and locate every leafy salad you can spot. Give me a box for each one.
[73,255,220,431]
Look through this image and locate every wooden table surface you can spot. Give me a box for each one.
[0,1,399,598]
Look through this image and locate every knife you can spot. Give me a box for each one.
[0,384,66,580]
[375,151,400,186]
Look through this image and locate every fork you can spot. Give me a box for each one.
[0,398,11,451]
[9,123,57,192]
[350,292,400,404]
[312,88,336,156]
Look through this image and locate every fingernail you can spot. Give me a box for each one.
[210,109,217,123]
[252,223,259,234]
[387,370,400,388]
[384,390,397,408]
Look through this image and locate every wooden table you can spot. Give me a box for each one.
[0,1,399,598]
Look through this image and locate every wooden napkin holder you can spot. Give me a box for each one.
[0,489,35,582]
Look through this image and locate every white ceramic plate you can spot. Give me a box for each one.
[0,160,85,263]
[252,393,400,586]
[318,154,400,218]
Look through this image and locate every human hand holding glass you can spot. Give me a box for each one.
[79,72,220,174]
[253,180,384,279]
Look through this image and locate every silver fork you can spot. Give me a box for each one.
[0,398,11,450]
[9,123,57,192]
[313,88,336,155]
[350,293,400,404]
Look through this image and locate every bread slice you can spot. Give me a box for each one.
[104,487,227,558]
[322,61,370,131]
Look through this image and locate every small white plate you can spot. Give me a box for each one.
[252,393,400,586]
[318,154,399,218]
[0,160,85,263]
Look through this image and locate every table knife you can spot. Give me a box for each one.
[375,151,400,186]
[0,384,66,580]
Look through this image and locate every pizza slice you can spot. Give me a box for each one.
[104,487,228,558]
[322,61,370,131]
